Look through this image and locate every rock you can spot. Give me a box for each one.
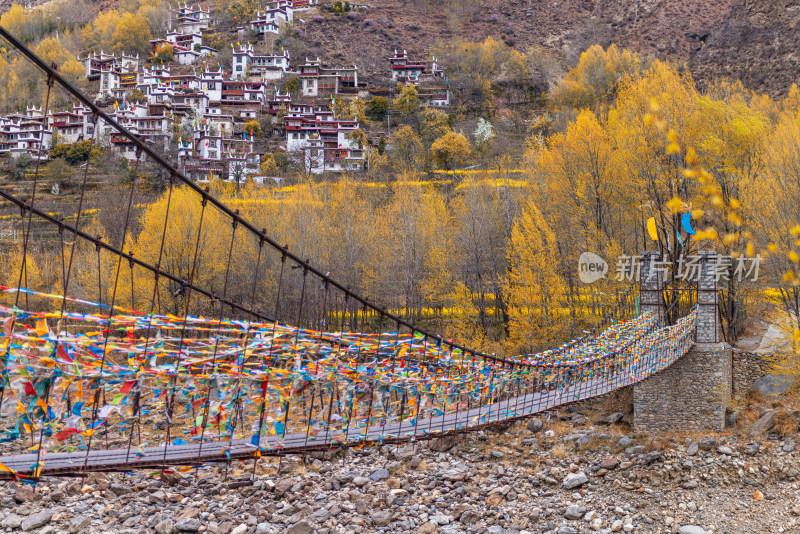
[14,485,36,503]
[371,510,392,526]
[677,526,706,534]
[175,508,201,521]
[155,519,176,534]
[571,414,587,425]
[1,514,23,529]
[600,457,620,469]
[442,468,467,482]
[726,409,740,427]
[287,520,313,534]
[746,442,760,455]
[752,374,793,397]
[70,515,91,532]
[429,435,457,452]
[616,436,633,449]
[460,510,480,525]
[556,526,578,534]
[611,519,623,532]
[753,490,764,501]
[109,484,131,497]
[643,450,663,464]
[275,478,294,496]
[430,514,452,525]
[355,498,368,514]
[21,510,53,532]
[486,492,503,506]
[561,472,589,489]
[698,437,717,451]
[527,417,543,433]
[681,479,699,490]
[230,526,248,534]
[686,442,699,456]
[717,446,734,455]
[309,508,329,523]
[490,450,505,458]
[748,410,776,437]
[686,30,711,41]
[598,412,624,424]
[175,518,201,531]
[564,505,585,520]
[784,441,796,452]
[369,468,389,481]
[352,476,369,487]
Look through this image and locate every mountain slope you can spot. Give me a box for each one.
[690,0,800,96]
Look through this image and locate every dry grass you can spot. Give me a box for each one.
[773,410,800,437]
[552,443,569,459]
[601,386,634,415]
[544,418,573,435]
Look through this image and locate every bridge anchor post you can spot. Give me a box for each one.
[633,251,732,433]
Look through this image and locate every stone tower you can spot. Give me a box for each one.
[633,251,732,432]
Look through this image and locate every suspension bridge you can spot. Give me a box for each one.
[0,28,720,482]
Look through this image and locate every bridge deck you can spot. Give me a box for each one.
[0,370,646,479]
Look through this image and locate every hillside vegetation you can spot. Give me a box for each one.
[4,0,800,358]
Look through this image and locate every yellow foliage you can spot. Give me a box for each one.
[505,198,565,353]
[430,131,471,170]
[389,125,424,172]
[392,84,421,118]
[551,44,642,110]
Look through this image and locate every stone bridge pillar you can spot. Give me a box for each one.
[634,251,732,433]
[639,251,664,323]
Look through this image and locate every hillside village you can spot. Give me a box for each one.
[0,0,453,182]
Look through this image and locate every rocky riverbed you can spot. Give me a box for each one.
[1,408,799,534]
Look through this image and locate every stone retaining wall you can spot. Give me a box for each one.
[634,343,732,433]
[731,349,773,399]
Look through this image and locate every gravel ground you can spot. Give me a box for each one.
[1,407,799,534]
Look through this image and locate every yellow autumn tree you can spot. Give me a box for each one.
[392,84,421,119]
[110,12,153,55]
[128,185,260,316]
[551,44,642,111]
[505,198,566,354]
[81,10,122,52]
[34,38,84,84]
[389,125,424,172]
[430,131,471,170]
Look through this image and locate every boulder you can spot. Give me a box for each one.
[21,510,53,532]
[748,410,776,437]
[598,412,624,424]
[751,374,793,397]
[287,520,313,534]
[527,417,543,433]
[561,472,588,489]
[600,457,620,469]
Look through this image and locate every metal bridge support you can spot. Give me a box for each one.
[634,251,732,433]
